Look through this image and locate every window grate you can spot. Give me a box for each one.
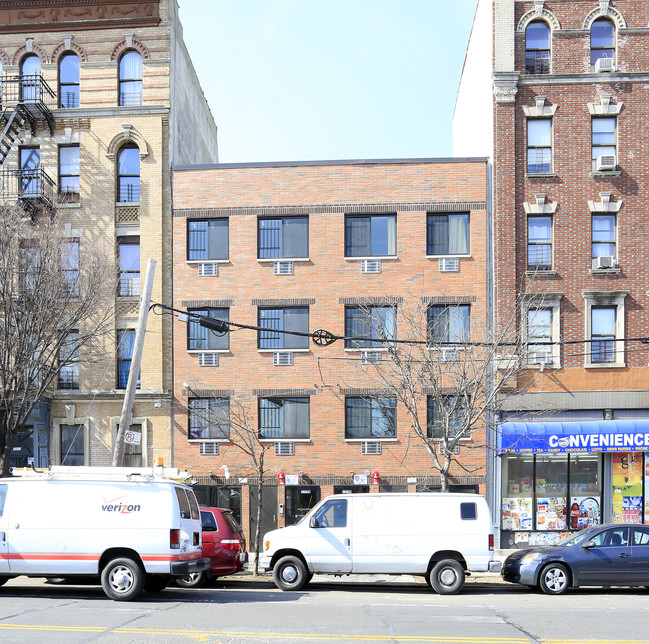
[439,348,460,363]
[273,352,294,366]
[361,259,382,274]
[198,353,219,367]
[274,261,294,275]
[198,263,219,277]
[361,350,382,365]
[439,257,460,272]
[275,441,295,456]
[361,441,382,455]
[199,442,219,455]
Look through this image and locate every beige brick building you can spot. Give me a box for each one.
[0,0,217,470]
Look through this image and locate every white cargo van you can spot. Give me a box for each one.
[0,466,209,600]
[261,493,499,594]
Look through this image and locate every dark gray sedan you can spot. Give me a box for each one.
[501,523,649,594]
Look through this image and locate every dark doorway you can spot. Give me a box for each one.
[249,485,278,551]
[10,427,34,469]
[285,486,320,525]
[193,485,243,526]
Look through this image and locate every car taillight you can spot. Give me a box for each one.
[489,534,494,551]
[170,529,180,549]
[220,538,241,552]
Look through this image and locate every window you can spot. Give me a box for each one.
[58,331,79,389]
[19,146,40,197]
[345,396,396,439]
[428,304,470,344]
[61,239,79,296]
[187,218,228,261]
[58,145,80,201]
[20,242,40,295]
[591,306,616,364]
[189,397,230,440]
[527,215,552,271]
[345,214,396,257]
[258,216,308,259]
[117,329,140,388]
[60,424,84,466]
[592,117,616,170]
[188,308,229,351]
[258,307,309,350]
[258,397,310,439]
[427,396,466,440]
[59,52,79,108]
[118,50,142,106]
[592,214,616,267]
[345,305,396,349]
[117,143,140,202]
[312,498,347,528]
[525,21,550,74]
[527,307,552,363]
[591,18,615,67]
[426,213,469,256]
[118,237,140,296]
[20,54,40,102]
[527,119,552,173]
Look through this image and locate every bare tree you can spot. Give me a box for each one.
[0,204,116,475]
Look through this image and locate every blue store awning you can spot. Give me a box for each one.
[498,420,649,454]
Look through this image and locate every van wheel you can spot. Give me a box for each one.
[273,555,308,591]
[101,557,144,601]
[144,575,170,592]
[175,571,207,588]
[539,563,570,595]
[429,559,465,595]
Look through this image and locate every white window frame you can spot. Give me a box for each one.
[583,291,626,368]
[523,294,562,368]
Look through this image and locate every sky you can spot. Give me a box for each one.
[176,0,478,164]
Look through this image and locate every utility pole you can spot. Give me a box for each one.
[112,258,156,467]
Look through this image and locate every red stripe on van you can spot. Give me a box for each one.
[0,551,202,563]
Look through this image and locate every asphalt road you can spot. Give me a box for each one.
[0,573,647,643]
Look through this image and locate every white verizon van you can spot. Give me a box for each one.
[261,493,499,594]
[0,466,209,600]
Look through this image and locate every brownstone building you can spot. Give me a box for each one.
[457,0,649,548]
[172,158,490,544]
[0,1,217,469]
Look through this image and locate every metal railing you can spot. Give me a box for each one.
[0,167,55,209]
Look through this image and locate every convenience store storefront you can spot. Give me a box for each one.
[498,420,649,548]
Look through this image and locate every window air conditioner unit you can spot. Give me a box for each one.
[273,352,294,366]
[595,255,615,270]
[361,259,382,274]
[361,350,382,365]
[275,441,295,456]
[528,352,552,365]
[595,57,615,73]
[274,261,294,275]
[596,155,616,171]
[198,263,218,277]
[361,441,382,455]
[439,257,460,272]
[198,353,219,367]
[439,348,460,363]
[199,442,219,456]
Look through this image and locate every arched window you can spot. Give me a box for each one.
[59,52,79,108]
[20,53,41,102]
[117,143,140,202]
[525,21,550,74]
[591,18,615,68]
[118,50,142,106]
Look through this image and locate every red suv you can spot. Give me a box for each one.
[176,506,247,588]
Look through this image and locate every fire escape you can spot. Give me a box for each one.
[0,73,56,212]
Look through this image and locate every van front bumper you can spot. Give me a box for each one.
[171,557,211,575]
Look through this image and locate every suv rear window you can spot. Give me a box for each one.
[200,510,218,531]
[460,502,477,520]
[223,511,243,536]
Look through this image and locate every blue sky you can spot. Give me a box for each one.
[177,0,477,163]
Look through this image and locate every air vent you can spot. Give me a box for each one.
[274,261,294,275]
[198,353,219,367]
[273,352,294,366]
[199,442,219,455]
[361,259,382,274]
[361,441,382,455]
[275,442,295,456]
[595,255,615,269]
[439,257,460,272]
[198,263,219,277]
[439,348,460,363]
[361,350,382,365]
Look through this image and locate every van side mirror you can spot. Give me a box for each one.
[309,516,319,529]
[583,540,596,549]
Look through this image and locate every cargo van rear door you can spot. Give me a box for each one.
[305,497,352,573]
[0,484,8,573]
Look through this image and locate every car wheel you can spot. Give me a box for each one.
[273,555,308,591]
[539,563,570,595]
[101,557,144,601]
[175,571,207,588]
[429,559,465,595]
[144,575,170,592]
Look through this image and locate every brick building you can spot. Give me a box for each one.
[0,1,217,469]
[456,0,649,548]
[172,158,489,544]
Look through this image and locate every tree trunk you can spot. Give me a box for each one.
[253,451,265,575]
